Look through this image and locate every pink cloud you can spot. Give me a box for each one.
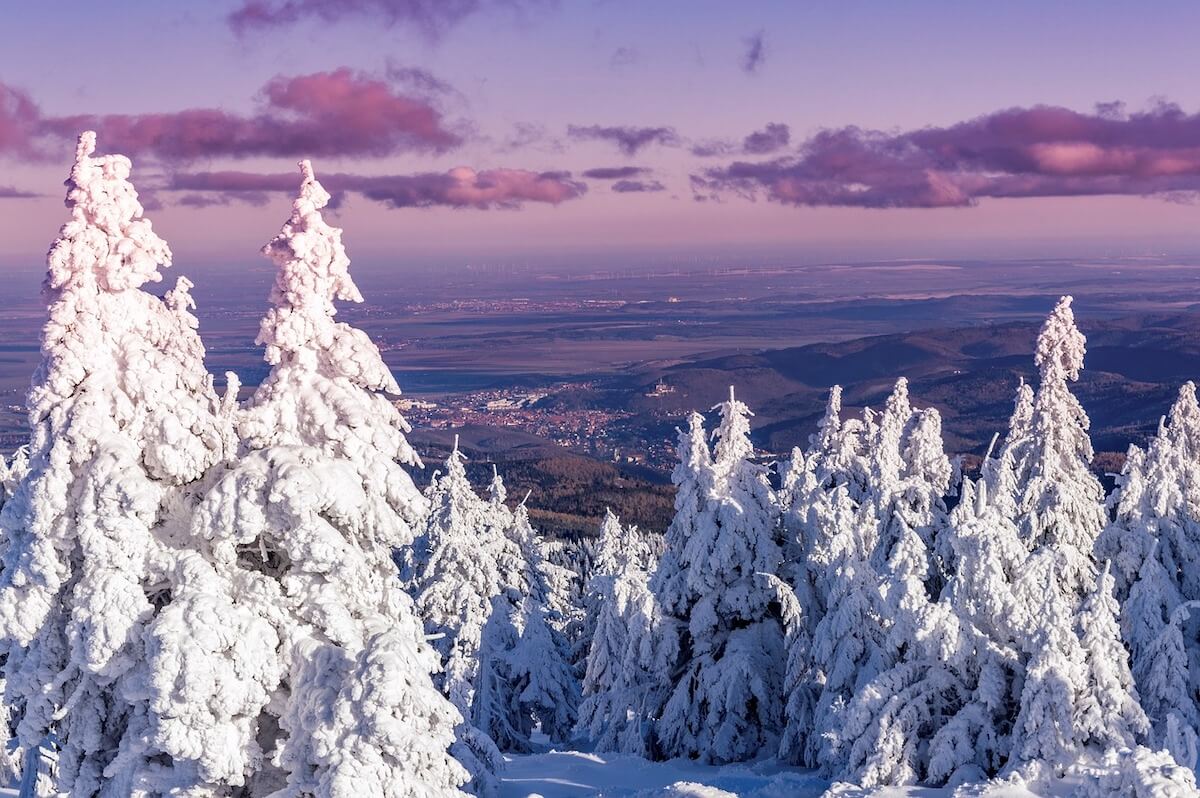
[2,69,459,162]
[694,102,1200,208]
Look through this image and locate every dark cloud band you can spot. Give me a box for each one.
[694,103,1200,208]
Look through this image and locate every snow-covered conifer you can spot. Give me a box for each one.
[586,564,676,755]
[925,479,1026,784]
[1097,382,1200,765]
[1132,596,1198,768]
[654,389,785,763]
[1009,551,1090,776]
[1012,297,1106,578]
[578,508,672,754]
[170,161,468,795]
[414,441,501,714]
[0,133,235,795]
[509,595,580,743]
[651,412,713,617]
[1074,564,1149,751]
[503,501,580,743]
[809,385,872,501]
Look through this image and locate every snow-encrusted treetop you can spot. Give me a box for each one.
[712,386,755,479]
[258,160,366,366]
[47,130,170,294]
[1007,295,1104,557]
[242,161,421,477]
[1034,296,1086,384]
[811,385,843,453]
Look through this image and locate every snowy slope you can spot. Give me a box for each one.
[498,752,1064,798]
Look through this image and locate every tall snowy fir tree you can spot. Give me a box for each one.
[409,447,577,759]
[778,385,873,768]
[813,382,955,785]
[502,501,580,744]
[926,478,1028,784]
[1004,297,1111,777]
[413,442,502,716]
[578,509,672,754]
[0,133,235,796]
[163,160,469,795]
[653,389,785,763]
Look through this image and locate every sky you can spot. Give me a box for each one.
[4,1,1200,273]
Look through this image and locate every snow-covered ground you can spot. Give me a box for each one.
[499,752,1066,798]
[499,751,824,797]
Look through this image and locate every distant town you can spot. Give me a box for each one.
[397,380,681,471]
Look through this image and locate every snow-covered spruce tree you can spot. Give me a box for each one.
[644,410,711,746]
[413,450,578,754]
[1140,611,1200,770]
[779,381,901,768]
[651,411,713,620]
[582,564,676,756]
[867,381,952,653]
[1000,297,1117,776]
[0,133,237,795]
[806,525,888,774]
[502,501,580,744]
[507,594,580,744]
[171,161,469,795]
[413,441,502,716]
[1097,382,1200,766]
[578,509,672,753]
[654,389,785,763]
[778,387,869,768]
[926,479,1028,785]
[824,399,959,785]
[1074,564,1149,751]
[1011,297,1106,579]
[802,385,874,508]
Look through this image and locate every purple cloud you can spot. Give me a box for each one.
[1,69,460,163]
[384,62,459,99]
[693,102,1200,208]
[693,122,791,157]
[166,166,586,210]
[612,179,665,193]
[567,124,681,156]
[175,192,272,208]
[0,185,38,199]
[228,0,545,38]
[582,166,651,180]
[742,31,766,74]
[742,122,790,154]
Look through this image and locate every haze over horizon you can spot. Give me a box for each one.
[4,2,1200,274]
